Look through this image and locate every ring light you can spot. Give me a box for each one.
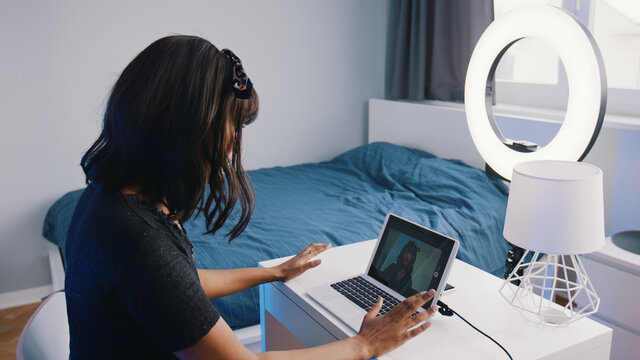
[464,5,607,180]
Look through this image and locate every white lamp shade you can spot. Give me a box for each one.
[503,160,605,254]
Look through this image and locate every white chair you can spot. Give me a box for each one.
[16,291,70,360]
[47,242,65,292]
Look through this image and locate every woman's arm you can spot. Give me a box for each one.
[196,267,279,298]
[175,290,437,360]
[197,243,331,298]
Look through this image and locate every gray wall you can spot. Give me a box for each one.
[0,0,389,295]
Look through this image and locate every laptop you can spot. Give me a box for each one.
[307,213,459,332]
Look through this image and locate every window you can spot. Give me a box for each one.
[591,0,640,90]
[494,0,563,85]
[492,0,640,119]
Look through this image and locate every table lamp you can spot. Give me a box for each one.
[499,160,605,325]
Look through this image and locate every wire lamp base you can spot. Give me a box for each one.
[499,250,600,326]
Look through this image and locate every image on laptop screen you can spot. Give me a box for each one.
[368,219,450,302]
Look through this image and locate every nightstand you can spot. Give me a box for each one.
[259,240,612,359]
[581,236,640,359]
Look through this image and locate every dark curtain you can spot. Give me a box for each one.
[389,0,494,102]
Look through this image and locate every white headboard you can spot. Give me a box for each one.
[367,98,626,236]
[367,99,485,169]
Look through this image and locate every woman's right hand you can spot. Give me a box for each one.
[354,289,437,359]
[177,289,438,360]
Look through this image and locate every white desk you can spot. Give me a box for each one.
[259,240,612,359]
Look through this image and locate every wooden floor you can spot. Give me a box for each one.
[0,302,40,359]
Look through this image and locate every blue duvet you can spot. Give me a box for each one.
[43,142,509,329]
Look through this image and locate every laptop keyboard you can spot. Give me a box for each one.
[330,276,402,316]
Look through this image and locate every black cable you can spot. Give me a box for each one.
[437,300,513,360]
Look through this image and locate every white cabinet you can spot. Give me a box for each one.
[581,237,640,360]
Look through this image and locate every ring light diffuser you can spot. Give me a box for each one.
[464,5,607,180]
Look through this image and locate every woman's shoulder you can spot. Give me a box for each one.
[70,184,178,253]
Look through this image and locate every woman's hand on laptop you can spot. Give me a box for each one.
[355,289,437,358]
[273,243,332,282]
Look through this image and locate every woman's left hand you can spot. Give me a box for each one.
[274,243,332,281]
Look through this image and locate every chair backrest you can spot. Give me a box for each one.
[16,291,70,360]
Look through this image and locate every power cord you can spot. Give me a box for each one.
[437,300,513,360]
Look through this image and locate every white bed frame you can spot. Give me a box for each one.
[368,99,485,169]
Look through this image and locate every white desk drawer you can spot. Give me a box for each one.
[580,256,640,332]
[590,315,640,360]
[261,282,337,349]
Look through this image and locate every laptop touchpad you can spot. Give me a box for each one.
[326,298,365,329]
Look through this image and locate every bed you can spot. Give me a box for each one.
[41,100,510,344]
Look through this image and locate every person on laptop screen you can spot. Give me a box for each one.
[368,226,445,300]
[381,240,419,294]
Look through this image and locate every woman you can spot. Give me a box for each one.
[65,35,437,359]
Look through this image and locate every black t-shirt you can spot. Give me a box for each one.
[65,183,220,359]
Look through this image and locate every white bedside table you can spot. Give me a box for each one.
[581,236,640,359]
[259,240,612,359]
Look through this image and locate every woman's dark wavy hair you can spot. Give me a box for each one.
[81,35,258,240]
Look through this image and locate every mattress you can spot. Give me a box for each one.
[43,142,510,329]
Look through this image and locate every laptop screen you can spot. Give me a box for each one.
[367,214,456,304]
